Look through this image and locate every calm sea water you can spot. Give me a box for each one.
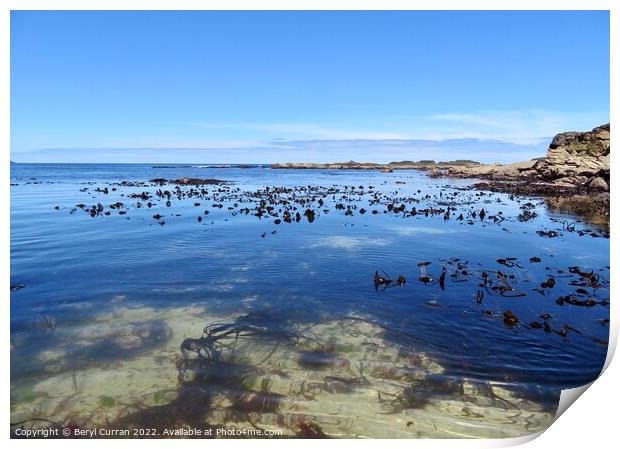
[10,163,610,437]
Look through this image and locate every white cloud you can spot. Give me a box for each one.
[389,226,461,236]
[309,236,392,251]
[198,121,410,140]
[418,109,606,145]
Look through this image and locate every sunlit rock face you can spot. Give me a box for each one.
[437,124,610,192]
[527,124,610,188]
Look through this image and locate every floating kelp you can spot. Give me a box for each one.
[417,262,433,284]
[568,266,604,289]
[517,210,538,222]
[438,270,446,290]
[497,258,522,268]
[540,278,556,289]
[303,208,316,223]
[503,311,519,327]
[49,170,598,237]
[483,271,526,298]
[373,270,392,290]
[476,290,484,304]
[536,230,561,238]
[555,295,598,307]
[373,270,407,291]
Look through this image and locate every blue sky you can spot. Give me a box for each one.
[10,11,609,163]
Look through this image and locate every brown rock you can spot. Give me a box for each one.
[526,124,610,181]
[586,176,609,191]
[551,176,588,187]
[428,168,442,178]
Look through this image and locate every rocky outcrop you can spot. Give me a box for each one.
[271,159,481,171]
[271,161,382,170]
[150,177,226,185]
[437,160,537,180]
[426,124,610,222]
[522,123,609,187]
[436,124,610,193]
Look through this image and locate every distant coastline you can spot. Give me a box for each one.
[270,159,480,172]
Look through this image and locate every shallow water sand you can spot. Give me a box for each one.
[11,303,554,438]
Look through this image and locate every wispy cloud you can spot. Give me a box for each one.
[422,109,602,145]
[197,122,410,140]
[194,109,606,146]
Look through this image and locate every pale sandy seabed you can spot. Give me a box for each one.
[10,297,555,438]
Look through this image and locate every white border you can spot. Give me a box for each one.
[1,2,616,448]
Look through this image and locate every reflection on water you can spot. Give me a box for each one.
[10,164,610,438]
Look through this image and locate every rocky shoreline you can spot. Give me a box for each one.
[432,124,609,187]
[434,124,610,223]
[271,124,610,222]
